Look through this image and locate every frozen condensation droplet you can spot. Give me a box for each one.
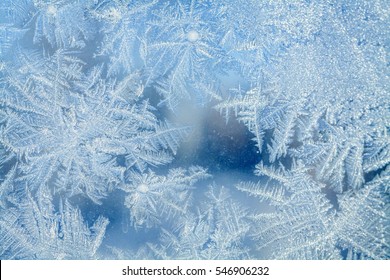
[47,5,57,16]
[138,183,149,193]
[187,30,200,42]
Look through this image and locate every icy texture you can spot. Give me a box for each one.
[0,0,389,259]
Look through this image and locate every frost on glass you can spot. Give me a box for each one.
[0,0,389,259]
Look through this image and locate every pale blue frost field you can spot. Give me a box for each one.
[0,0,389,259]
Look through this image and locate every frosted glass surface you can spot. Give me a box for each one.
[0,0,389,260]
